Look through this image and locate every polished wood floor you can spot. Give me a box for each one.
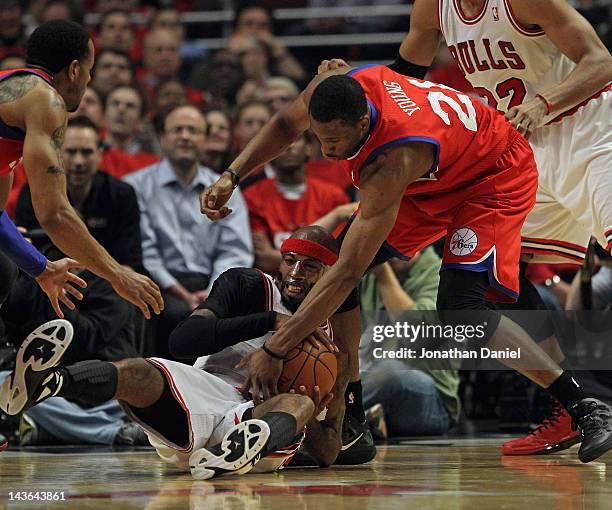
[1,438,611,510]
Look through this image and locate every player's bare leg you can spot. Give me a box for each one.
[439,269,612,463]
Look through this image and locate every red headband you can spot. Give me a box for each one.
[280,238,338,266]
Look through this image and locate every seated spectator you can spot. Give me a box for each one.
[5,116,147,366]
[242,132,351,273]
[201,108,234,174]
[39,0,83,24]
[263,76,299,113]
[95,10,136,55]
[16,116,145,276]
[69,85,105,127]
[359,251,461,437]
[152,79,189,135]
[125,105,252,357]
[102,84,161,177]
[234,99,273,155]
[229,2,306,84]
[0,1,26,61]
[91,48,134,98]
[137,28,182,105]
[147,7,207,64]
[190,49,244,109]
[234,37,271,104]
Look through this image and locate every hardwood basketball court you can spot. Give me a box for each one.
[1,437,611,509]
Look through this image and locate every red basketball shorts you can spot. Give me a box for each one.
[386,134,538,302]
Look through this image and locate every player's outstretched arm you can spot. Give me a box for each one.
[392,0,441,77]
[505,0,612,134]
[21,87,163,319]
[265,142,435,357]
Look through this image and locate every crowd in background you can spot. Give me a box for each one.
[1,0,612,446]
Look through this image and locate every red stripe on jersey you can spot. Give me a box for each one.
[453,0,488,24]
[144,358,195,453]
[503,0,545,37]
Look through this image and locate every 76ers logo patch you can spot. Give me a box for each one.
[449,228,478,256]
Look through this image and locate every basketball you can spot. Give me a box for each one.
[278,342,337,399]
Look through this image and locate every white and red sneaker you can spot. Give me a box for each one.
[501,400,581,455]
[0,433,7,452]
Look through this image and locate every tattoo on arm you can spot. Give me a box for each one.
[47,122,67,175]
[0,75,39,104]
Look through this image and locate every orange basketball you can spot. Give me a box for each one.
[278,342,337,399]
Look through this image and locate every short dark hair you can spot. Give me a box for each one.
[105,84,148,118]
[67,115,100,143]
[234,2,272,29]
[98,10,132,33]
[235,99,273,123]
[26,20,90,74]
[92,48,134,77]
[309,75,367,125]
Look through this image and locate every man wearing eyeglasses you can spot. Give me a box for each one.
[125,105,253,358]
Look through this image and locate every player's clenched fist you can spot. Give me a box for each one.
[317,58,349,74]
[505,97,548,139]
[200,171,235,221]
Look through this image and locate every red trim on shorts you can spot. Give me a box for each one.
[606,228,612,238]
[547,84,612,124]
[453,0,488,24]
[521,237,587,253]
[503,0,544,36]
[145,358,195,453]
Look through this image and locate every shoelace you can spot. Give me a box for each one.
[574,401,612,435]
[528,400,565,436]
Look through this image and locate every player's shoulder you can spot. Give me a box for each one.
[216,267,269,290]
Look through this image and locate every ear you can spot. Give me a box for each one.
[68,60,80,81]
[359,114,369,132]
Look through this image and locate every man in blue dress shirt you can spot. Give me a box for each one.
[125,105,253,356]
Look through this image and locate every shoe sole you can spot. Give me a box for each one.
[0,320,73,415]
[579,433,612,463]
[189,419,270,480]
[502,434,582,456]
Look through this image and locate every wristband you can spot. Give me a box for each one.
[223,169,240,189]
[535,93,553,115]
[387,53,429,79]
[262,342,285,360]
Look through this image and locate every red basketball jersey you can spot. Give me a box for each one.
[243,176,349,248]
[344,65,519,195]
[0,68,52,177]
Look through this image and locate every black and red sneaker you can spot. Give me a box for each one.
[501,400,581,455]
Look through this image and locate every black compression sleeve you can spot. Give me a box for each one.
[168,312,277,359]
[387,53,429,79]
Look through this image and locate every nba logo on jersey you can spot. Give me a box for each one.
[492,6,499,21]
[449,228,478,256]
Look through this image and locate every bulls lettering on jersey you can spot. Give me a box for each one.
[438,0,576,119]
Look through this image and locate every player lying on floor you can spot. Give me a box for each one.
[0,226,346,479]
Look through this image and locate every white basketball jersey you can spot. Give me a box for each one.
[194,273,334,388]
[439,0,576,121]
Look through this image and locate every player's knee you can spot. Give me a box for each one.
[115,358,158,385]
